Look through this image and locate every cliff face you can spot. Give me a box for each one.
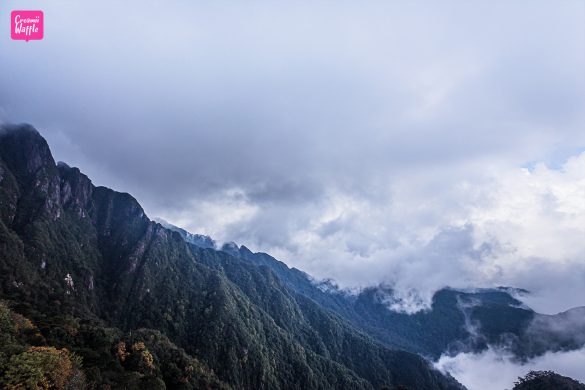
[0,124,61,225]
[0,124,462,390]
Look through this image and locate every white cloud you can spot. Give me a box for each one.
[200,152,585,314]
[435,347,585,390]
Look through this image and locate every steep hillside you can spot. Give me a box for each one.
[168,223,585,361]
[0,123,461,389]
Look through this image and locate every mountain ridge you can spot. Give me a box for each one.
[0,123,462,389]
[159,208,585,361]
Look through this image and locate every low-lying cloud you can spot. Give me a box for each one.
[435,347,585,390]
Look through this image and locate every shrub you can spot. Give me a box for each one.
[1,346,85,390]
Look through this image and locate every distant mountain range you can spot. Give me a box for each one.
[0,123,583,389]
[159,218,585,362]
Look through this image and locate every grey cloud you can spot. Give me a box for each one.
[526,307,585,354]
[1,1,584,316]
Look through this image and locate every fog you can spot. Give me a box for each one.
[436,347,585,390]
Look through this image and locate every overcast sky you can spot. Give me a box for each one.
[1,1,585,315]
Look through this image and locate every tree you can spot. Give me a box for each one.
[123,342,155,375]
[1,346,85,390]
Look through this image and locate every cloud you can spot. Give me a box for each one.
[435,347,585,390]
[199,153,585,313]
[0,1,584,314]
[525,307,585,355]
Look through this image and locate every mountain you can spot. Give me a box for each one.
[182,239,584,362]
[155,218,216,249]
[0,123,462,389]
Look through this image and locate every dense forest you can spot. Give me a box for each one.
[1,124,582,389]
[0,124,462,389]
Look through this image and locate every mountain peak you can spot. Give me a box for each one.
[0,123,56,176]
[0,123,62,222]
[0,122,41,137]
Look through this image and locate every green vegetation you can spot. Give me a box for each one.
[0,124,461,389]
[0,301,227,389]
[513,371,585,390]
[2,346,84,390]
[1,301,84,390]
